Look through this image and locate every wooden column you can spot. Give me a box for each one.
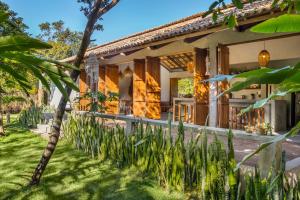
[105,65,119,114]
[98,65,105,93]
[79,69,89,110]
[133,59,146,117]
[146,57,161,119]
[170,78,179,102]
[193,48,209,125]
[217,45,230,128]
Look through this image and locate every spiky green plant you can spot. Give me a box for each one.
[18,106,43,128]
[63,114,300,198]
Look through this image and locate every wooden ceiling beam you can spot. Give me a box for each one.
[167,56,183,67]
[183,53,193,61]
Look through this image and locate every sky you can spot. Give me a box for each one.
[3,0,213,45]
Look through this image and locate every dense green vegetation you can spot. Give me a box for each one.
[178,78,193,97]
[0,119,184,200]
[63,114,300,199]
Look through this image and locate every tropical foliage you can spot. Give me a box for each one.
[0,4,78,99]
[178,78,193,97]
[63,114,300,198]
[37,20,96,60]
[18,106,43,128]
[206,0,300,168]
[207,0,300,28]
[77,91,119,113]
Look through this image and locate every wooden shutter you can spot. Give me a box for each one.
[79,69,89,110]
[105,65,119,114]
[217,45,230,128]
[146,57,161,119]
[133,59,146,117]
[98,65,105,93]
[194,48,209,125]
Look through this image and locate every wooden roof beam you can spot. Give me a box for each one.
[147,42,173,50]
[183,34,209,44]
[234,21,261,32]
[119,48,144,56]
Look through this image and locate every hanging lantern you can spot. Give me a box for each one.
[123,66,133,77]
[258,41,270,68]
[119,70,124,79]
[187,61,194,73]
[205,52,211,76]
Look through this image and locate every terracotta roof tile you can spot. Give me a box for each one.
[63,0,274,62]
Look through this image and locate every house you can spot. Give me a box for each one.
[64,0,300,132]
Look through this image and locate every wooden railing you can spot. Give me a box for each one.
[229,99,265,130]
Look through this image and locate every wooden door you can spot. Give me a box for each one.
[133,59,146,117]
[194,48,209,125]
[146,57,161,119]
[105,65,119,114]
[217,45,230,128]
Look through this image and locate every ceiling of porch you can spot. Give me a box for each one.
[159,52,193,72]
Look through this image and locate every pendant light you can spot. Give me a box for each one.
[186,61,194,73]
[258,41,270,68]
[123,66,133,77]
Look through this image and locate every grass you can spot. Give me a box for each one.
[0,120,185,200]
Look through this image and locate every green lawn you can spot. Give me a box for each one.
[0,121,185,200]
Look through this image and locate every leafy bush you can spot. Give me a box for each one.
[18,106,43,128]
[63,114,300,199]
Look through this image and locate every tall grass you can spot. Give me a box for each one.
[18,106,42,128]
[63,114,300,199]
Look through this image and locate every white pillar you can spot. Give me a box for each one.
[208,45,218,127]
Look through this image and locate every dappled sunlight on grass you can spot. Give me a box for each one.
[0,121,184,200]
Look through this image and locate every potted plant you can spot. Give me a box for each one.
[256,123,273,135]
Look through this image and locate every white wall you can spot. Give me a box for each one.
[229,35,300,65]
[160,66,170,102]
[160,67,194,102]
[119,63,134,101]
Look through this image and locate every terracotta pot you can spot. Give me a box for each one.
[257,127,266,135]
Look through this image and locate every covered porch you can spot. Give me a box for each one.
[78,21,300,133]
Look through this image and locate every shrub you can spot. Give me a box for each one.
[63,114,300,199]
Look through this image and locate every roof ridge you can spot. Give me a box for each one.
[87,0,269,53]
[87,11,207,52]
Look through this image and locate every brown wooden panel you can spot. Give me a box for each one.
[193,48,209,125]
[79,69,88,94]
[98,65,105,93]
[133,101,146,116]
[147,92,160,103]
[217,45,230,128]
[79,69,90,111]
[133,59,146,117]
[170,78,179,103]
[146,102,161,120]
[105,65,119,114]
[145,57,161,119]
[146,57,161,93]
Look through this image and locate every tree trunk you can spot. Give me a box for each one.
[30,0,120,185]
[0,113,4,136]
[0,97,4,136]
[6,112,10,124]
